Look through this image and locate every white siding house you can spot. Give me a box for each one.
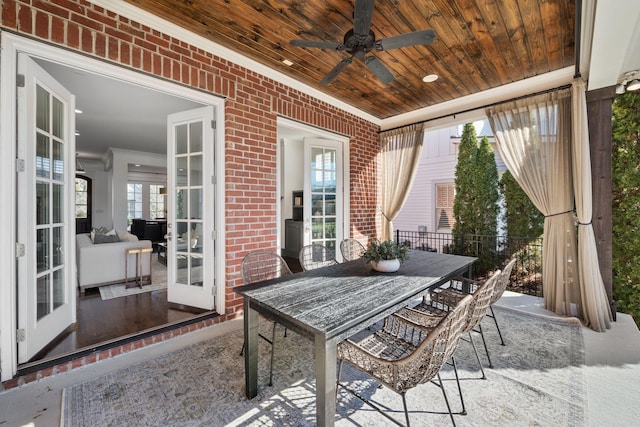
[393,120,506,235]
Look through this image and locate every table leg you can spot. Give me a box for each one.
[244,299,259,399]
[315,335,337,427]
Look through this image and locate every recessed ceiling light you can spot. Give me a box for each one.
[75,109,83,114]
[422,74,438,83]
[282,59,294,66]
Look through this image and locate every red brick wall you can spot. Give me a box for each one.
[1,0,380,320]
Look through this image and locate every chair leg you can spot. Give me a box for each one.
[336,360,344,399]
[476,323,493,369]
[450,356,466,415]
[437,372,457,427]
[401,392,411,427]
[489,305,505,346]
[268,322,277,386]
[467,332,487,379]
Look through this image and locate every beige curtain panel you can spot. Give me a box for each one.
[571,78,612,332]
[379,124,424,240]
[487,89,583,320]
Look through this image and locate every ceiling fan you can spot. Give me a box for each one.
[289,0,436,85]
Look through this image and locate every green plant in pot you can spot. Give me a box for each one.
[362,239,409,272]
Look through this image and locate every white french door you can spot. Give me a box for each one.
[16,54,76,362]
[166,107,215,310]
[303,138,344,259]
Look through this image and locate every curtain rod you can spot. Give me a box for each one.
[379,83,572,134]
[574,0,582,78]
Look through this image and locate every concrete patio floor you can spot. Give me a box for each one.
[1,292,639,426]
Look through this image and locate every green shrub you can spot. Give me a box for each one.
[612,91,640,326]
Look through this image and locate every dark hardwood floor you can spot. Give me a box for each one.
[34,268,201,363]
[32,254,303,364]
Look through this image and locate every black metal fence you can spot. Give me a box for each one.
[396,230,544,296]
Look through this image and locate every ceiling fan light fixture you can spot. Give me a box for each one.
[422,74,438,83]
[626,79,640,91]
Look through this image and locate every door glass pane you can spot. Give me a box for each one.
[190,189,203,220]
[52,226,63,267]
[53,141,64,181]
[176,157,188,186]
[36,183,50,225]
[176,190,187,219]
[52,184,63,224]
[176,124,188,154]
[53,268,64,310]
[190,155,203,186]
[36,133,50,178]
[190,121,203,152]
[37,275,51,320]
[190,255,203,287]
[36,84,49,132]
[37,229,49,273]
[309,146,338,251]
[52,96,64,138]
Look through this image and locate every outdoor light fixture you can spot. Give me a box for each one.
[626,79,640,91]
[616,70,640,94]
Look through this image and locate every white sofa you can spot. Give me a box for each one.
[76,230,153,294]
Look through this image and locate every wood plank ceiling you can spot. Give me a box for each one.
[124,0,575,120]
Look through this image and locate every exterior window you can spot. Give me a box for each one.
[75,177,88,218]
[436,183,455,231]
[150,185,165,219]
[127,183,143,224]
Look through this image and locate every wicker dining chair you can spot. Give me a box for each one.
[398,272,500,415]
[337,294,473,427]
[339,238,366,262]
[486,257,517,346]
[240,251,293,386]
[298,243,338,271]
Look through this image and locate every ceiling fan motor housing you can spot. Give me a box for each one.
[343,29,376,59]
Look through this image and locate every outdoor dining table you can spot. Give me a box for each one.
[236,249,477,426]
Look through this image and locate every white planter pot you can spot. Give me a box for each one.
[371,259,401,273]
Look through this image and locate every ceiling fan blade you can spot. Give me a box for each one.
[377,29,436,51]
[321,57,353,85]
[364,56,394,84]
[290,40,342,50]
[354,0,375,36]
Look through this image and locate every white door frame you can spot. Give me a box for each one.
[276,117,350,259]
[0,33,226,381]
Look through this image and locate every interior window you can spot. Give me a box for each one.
[150,184,166,219]
[127,183,143,225]
[75,177,88,219]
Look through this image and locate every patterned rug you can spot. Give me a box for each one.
[61,306,585,426]
[98,259,167,300]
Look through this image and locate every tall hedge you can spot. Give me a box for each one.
[451,124,500,274]
[612,91,640,325]
[499,169,544,238]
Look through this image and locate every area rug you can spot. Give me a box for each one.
[61,306,585,426]
[98,258,167,300]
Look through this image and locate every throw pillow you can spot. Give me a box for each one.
[93,233,121,244]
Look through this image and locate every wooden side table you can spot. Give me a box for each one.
[125,247,153,289]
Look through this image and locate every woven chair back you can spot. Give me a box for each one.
[490,257,517,305]
[339,238,365,262]
[298,243,337,271]
[464,271,500,333]
[241,251,292,284]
